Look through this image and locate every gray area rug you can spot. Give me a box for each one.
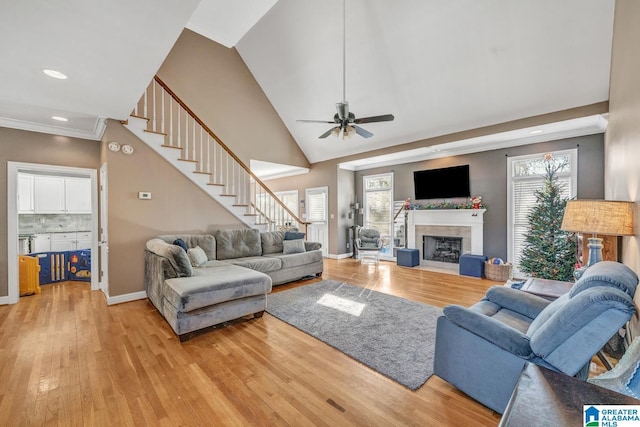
[266,280,442,390]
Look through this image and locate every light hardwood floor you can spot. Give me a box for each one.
[0,258,504,426]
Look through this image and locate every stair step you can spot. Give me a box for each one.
[124,110,294,232]
[130,114,151,121]
[144,129,167,136]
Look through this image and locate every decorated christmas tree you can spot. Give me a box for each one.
[519,154,577,281]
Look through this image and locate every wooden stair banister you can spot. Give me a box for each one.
[131,75,309,232]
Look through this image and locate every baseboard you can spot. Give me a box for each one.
[0,296,10,305]
[327,253,353,260]
[106,290,147,305]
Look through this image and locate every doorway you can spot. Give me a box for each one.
[7,162,100,304]
[363,172,394,261]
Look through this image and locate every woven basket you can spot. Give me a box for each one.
[484,261,513,281]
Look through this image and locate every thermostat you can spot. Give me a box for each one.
[138,192,152,200]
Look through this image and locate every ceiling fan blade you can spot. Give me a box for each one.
[353,125,373,138]
[353,114,395,124]
[319,127,338,138]
[297,119,336,124]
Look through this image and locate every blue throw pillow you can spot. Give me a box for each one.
[284,231,306,240]
[173,238,188,252]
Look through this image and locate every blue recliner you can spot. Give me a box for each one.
[433,261,638,413]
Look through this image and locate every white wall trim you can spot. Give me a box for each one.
[326,253,352,260]
[0,116,107,141]
[106,290,147,306]
[0,296,10,305]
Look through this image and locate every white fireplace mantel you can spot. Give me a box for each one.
[407,209,486,255]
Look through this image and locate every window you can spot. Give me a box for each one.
[306,189,327,223]
[507,149,577,276]
[275,190,298,225]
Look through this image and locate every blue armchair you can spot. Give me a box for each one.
[433,261,638,413]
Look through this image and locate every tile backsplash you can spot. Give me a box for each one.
[19,214,92,234]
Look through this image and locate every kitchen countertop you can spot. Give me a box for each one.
[19,230,91,236]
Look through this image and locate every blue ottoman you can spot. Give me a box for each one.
[459,254,487,278]
[397,248,420,267]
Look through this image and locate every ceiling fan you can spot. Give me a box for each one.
[297,0,394,140]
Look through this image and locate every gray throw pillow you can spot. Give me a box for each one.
[283,239,306,254]
[187,246,208,267]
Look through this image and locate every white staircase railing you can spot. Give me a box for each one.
[129,76,307,232]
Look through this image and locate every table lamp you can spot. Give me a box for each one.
[561,200,635,267]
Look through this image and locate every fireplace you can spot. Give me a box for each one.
[423,236,463,264]
[407,209,485,271]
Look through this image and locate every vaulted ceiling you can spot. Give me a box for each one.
[0,0,614,164]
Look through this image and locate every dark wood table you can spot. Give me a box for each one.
[520,277,574,299]
[500,363,640,426]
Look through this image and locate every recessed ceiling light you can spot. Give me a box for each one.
[51,116,69,122]
[530,129,544,135]
[43,69,68,80]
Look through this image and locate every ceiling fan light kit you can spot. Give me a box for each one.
[297,0,394,140]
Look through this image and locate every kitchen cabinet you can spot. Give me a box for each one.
[34,176,66,213]
[75,232,92,249]
[32,175,91,214]
[51,232,92,251]
[31,234,51,253]
[65,178,92,213]
[18,173,35,213]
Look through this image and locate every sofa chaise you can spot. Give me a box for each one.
[145,228,323,340]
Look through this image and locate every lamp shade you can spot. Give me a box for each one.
[561,200,635,236]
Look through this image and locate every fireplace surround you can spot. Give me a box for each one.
[407,209,485,269]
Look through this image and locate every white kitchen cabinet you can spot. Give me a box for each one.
[65,178,92,213]
[51,232,92,251]
[18,173,35,213]
[31,175,91,214]
[34,176,66,213]
[31,234,51,253]
[75,232,92,249]
[51,233,76,251]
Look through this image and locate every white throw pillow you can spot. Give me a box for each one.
[283,239,306,254]
[187,246,208,267]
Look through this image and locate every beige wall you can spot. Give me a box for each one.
[157,29,310,169]
[101,120,242,297]
[606,0,640,273]
[0,127,100,297]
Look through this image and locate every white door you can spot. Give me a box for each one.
[363,173,394,260]
[305,187,328,257]
[99,164,109,295]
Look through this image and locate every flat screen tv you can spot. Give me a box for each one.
[413,165,470,200]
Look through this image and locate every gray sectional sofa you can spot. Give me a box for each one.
[144,228,323,340]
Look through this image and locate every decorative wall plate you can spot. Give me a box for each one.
[122,144,134,155]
